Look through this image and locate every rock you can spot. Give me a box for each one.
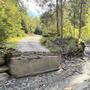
[84,43,90,55]
[6,49,22,57]
[0,57,5,65]
[64,87,73,90]
[0,73,9,81]
[84,46,90,57]
[9,50,22,57]
[0,66,8,73]
[11,50,22,57]
[83,57,88,60]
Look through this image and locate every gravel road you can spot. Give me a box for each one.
[16,35,49,52]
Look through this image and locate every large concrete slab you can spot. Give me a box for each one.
[9,56,60,77]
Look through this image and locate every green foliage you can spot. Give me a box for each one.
[0,0,25,42]
[0,0,40,43]
[79,8,90,42]
[41,36,79,54]
[40,0,90,43]
[0,0,41,50]
[6,36,25,49]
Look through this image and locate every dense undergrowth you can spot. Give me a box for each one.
[41,34,85,56]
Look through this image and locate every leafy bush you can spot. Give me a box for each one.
[41,36,84,55]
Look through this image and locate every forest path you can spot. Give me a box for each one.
[16,35,49,52]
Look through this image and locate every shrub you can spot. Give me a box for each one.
[41,36,84,56]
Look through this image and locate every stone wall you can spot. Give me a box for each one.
[7,50,61,78]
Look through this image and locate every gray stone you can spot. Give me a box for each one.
[9,56,60,77]
[11,50,22,57]
[0,73,9,81]
[84,46,90,57]
[5,49,21,58]
[0,66,8,73]
[22,52,54,56]
[0,57,5,65]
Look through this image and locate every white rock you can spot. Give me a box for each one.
[0,73,9,81]
[0,66,8,73]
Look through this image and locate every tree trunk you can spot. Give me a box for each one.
[73,12,76,37]
[60,0,63,39]
[78,0,83,41]
[56,0,60,36]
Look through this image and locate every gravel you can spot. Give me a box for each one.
[16,35,49,52]
[0,56,89,90]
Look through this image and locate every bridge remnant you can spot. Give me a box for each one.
[7,50,61,77]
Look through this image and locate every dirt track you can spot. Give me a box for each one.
[16,35,49,52]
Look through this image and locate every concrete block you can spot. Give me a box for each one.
[9,56,60,77]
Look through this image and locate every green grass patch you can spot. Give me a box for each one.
[5,37,25,49]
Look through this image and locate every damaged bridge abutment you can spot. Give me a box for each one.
[6,50,61,78]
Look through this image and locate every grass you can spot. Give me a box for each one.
[5,37,24,49]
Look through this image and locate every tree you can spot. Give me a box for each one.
[78,0,87,40]
[0,0,28,42]
[36,0,89,42]
[59,0,64,39]
[68,0,87,40]
[36,0,60,35]
[56,0,60,35]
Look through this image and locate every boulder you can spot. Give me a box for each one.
[0,66,8,73]
[0,57,5,65]
[0,73,9,81]
[84,44,90,57]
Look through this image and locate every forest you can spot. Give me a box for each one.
[39,0,90,41]
[0,0,90,53]
[0,0,90,89]
[38,0,90,53]
[0,0,39,47]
